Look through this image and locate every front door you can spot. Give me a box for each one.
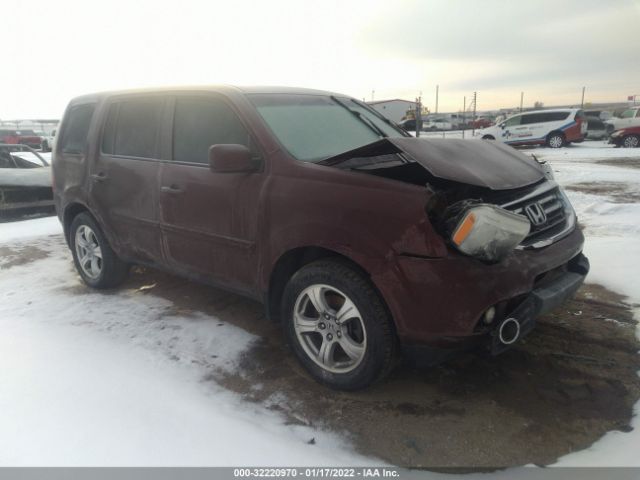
[159,94,264,295]
[89,96,166,263]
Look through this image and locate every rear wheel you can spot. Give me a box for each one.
[546,132,565,148]
[282,260,396,390]
[622,134,639,148]
[70,212,129,289]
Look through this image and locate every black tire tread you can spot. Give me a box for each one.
[70,212,129,289]
[282,259,397,390]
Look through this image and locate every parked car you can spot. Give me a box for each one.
[584,109,612,121]
[424,118,453,130]
[0,144,53,214]
[469,117,493,129]
[605,106,640,133]
[477,109,587,148]
[0,129,43,149]
[584,116,608,140]
[53,86,588,390]
[39,129,57,152]
[609,125,640,148]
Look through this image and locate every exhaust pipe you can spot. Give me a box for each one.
[498,317,521,345]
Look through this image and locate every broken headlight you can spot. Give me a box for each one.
[449,204,530,262]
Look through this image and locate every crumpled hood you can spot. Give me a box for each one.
[319,137,544,190]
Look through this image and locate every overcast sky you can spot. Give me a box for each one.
[2,0,639,119]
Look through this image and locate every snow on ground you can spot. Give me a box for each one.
[524,142,640,467]
[1,140,639,468]
[0,223,373,467]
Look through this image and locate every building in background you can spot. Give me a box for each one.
[367,99,417,123]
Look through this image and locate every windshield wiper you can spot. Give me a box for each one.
[350,99,409,136]
[330,95,388,138]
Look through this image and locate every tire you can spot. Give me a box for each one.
[546,132,565,148]
[482,135,495,140]
[282,260,396,390]
[41,140,49,152]
[70,212,129,289]
[622,134,639,148]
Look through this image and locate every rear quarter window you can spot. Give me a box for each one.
[60,103,96,154]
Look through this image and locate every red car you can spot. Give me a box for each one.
[609,126,640,148]
[0,129,43,150]
[53,86,588,390]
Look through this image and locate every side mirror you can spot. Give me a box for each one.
[208,144,258,173]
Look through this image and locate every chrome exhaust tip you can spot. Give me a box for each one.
[498,317,521,345]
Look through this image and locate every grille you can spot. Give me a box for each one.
[500,184,570,248]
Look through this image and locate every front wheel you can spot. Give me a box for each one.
[546,132,565,148]
[622,134,639,148]
[282,260,397,390]
[70,212,129,289]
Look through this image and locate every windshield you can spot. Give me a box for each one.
[250,94,406,162]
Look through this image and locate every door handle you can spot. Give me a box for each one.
[90,172,107,182]
[161,185,183,194]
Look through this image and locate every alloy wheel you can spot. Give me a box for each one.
[623,135,639,148]
[548,134,564,148]
[293,284,367,374]
[74,225,103,279]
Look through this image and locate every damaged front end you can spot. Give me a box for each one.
[319,137,576,263]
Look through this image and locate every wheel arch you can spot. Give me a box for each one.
[265,246,389,325]
[62,202,91,245]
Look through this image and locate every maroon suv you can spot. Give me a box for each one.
[53,86,589,390]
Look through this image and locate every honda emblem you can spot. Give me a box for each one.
[524,203,547,227]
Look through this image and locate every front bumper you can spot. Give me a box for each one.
[402,252,589,366]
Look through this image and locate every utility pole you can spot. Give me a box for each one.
[472,91,477,137]
[462,96,466,139]
[435,85,439,114]
[581,86,586,108]
[415,95,422,138]
[520,92,524,112]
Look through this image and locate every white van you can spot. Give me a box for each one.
[477,109,587,148]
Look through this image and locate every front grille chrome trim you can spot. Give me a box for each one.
[500,181,576,250]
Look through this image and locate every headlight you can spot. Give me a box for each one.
[611,130,623,137]
[450,205,530,262]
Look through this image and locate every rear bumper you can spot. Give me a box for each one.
[402,252,589,366]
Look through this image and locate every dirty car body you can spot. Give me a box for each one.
[0,144,53,214]
[53,86,588,389]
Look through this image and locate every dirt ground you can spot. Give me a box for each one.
[565,182,640,203]
[4,227,640,469]
[112,266,639,469]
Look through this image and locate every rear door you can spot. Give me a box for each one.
[89,96,166,263]
[159,94,265,294]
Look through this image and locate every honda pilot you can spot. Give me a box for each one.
[53,86,589,390]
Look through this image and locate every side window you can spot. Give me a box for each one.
[173,96,251,164]
[636,110,640,118]
[549,111,570,121]
[112,99,163,158]
[504,115,521,127]
[60,104,96,154]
